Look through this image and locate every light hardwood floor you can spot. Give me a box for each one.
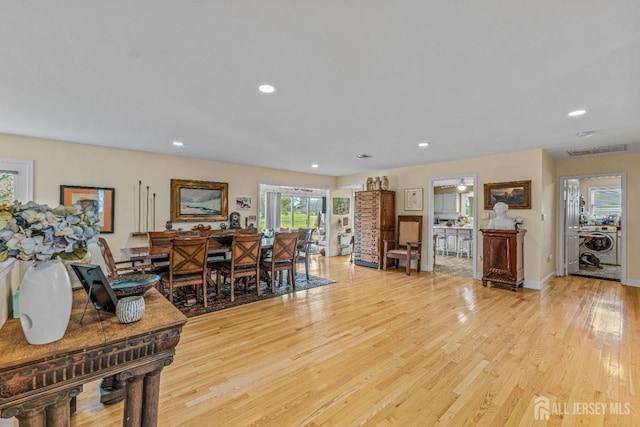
[70,256,640,426]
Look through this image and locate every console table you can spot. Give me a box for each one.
[0,288,187,427]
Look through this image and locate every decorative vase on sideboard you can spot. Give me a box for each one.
[19,258,73,345]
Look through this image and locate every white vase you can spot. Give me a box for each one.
[19,258,73,345]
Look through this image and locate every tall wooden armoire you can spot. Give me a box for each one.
[354,190,395,268]
[480,229,526,291]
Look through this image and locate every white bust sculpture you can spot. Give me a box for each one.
[487,202,515,230]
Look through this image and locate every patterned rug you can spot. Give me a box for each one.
[168,272,336,318]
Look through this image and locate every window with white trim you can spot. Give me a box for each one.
[0,159,34,203]
[589,187,621,218]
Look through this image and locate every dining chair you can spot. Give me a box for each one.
[89,237,151,279]
[260,231,298,292]
[160,236,210,307]
[295,228,314,280]
[383,215,423,275]
[215,232,263,302]
[148,230,180,273]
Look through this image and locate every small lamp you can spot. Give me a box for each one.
[457,179,467,191]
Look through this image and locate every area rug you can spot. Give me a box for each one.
[167,272,336,318]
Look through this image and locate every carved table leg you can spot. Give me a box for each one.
[46,399,69,426]
[141,369,162,427]
[123,375,144,427]
[15,409,45,427]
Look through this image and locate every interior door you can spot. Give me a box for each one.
[565,179,580,274]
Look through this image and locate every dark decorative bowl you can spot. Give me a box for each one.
[110,274,160,297]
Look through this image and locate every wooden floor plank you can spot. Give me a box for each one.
[69,256,640,426]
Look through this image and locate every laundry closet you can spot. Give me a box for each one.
[573,175,622,281]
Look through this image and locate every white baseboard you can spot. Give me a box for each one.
[523,271,555,290]
[623,277,640,287]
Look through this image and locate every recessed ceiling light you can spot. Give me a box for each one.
[258,84,276,94]
[311,164,319,168]
[568,109,587,117]
[418,141,430,147]
[354,154,373,159]
[172,141,184,147]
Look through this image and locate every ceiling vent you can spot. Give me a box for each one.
[354,154,373,159]
[567,144,627,157]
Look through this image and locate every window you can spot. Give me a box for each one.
[589,187,621,217]
[280,196,323,229]
[462,193,474,218]
[0,159,33,203]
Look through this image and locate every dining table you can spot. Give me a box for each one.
[120,235,275,263]
[120,234,276,303]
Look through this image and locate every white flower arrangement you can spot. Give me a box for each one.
[0,201,100,262]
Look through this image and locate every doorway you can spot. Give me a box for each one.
[428,174,477,278]
[258,183,331,255]
[559,174,625,283]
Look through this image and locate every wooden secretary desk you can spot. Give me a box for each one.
[480,229,526,291]
[353,190,395,269]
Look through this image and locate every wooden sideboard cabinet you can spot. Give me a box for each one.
[480,229,526,291]
[354,190,395,268]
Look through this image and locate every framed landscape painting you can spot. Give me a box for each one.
[60,185,115,233]
[483,180,531,210]
[170,179,228,222]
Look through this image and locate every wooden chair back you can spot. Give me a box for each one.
[230,233,263,268]
[98,237,118,276]
[169,237,209,276]
[148,231,180,255]
[95,237,150,279]
[271,231,298,263]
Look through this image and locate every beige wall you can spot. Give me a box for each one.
[338,149,549,284]
[3,131,638,285]
[1,133,337,256]
[557,153,639,282]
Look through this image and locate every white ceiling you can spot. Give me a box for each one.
[1,1,639,177]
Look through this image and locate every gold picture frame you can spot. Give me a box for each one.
[483,180,531,210]
[170,179,228,222]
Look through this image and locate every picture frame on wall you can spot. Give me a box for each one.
[170,179,228,222]
[236,197,251,209]
[483,180,531,210]
[333,197,350,215]
[404,188,423,211]
[60,185,115,233]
